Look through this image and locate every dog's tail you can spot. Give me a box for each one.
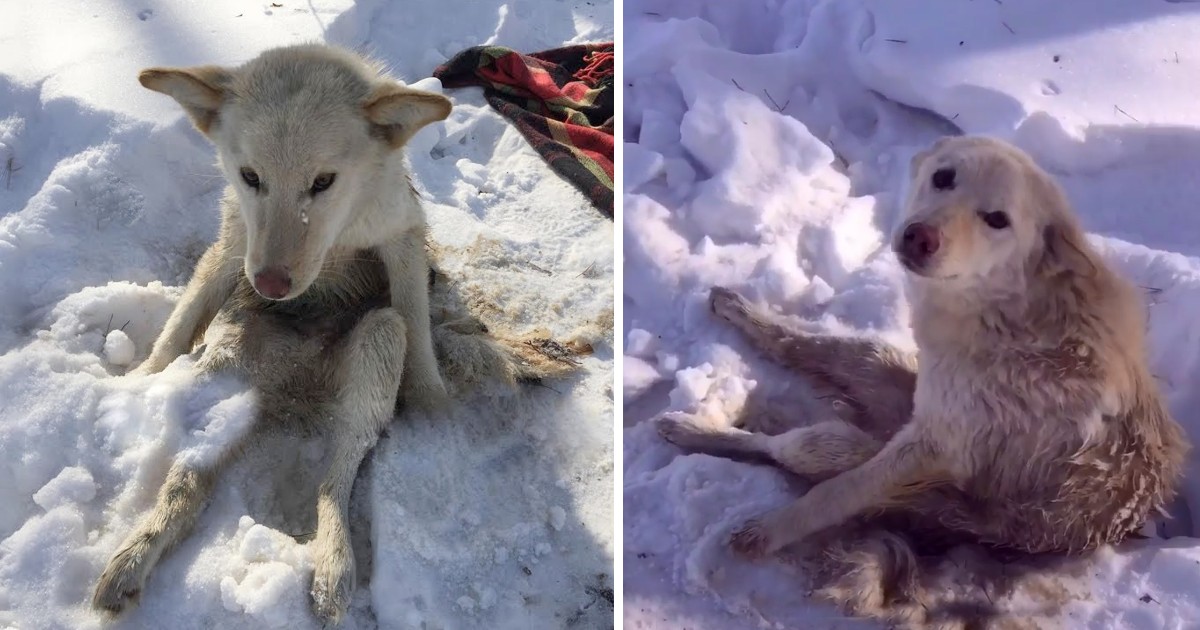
[431,319,583,395]
[807,525,1072,630]
[809,528,932,628]
[426,264,593,396]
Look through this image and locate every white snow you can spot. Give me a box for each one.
[102,330,136,367]
[624,0,1200,628]
[0,1,613,629]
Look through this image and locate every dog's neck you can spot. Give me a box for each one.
[908,270,1088,353]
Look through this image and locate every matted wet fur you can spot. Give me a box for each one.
[658,136,1189,628]
[91,44,582,625]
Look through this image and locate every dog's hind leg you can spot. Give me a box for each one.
[93,451,233,613]
[708,286,917,434]
[657,411,883,480]
[309,307,407,625]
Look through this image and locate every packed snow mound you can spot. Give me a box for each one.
[623,0,1200,628]
[0,0,613,628]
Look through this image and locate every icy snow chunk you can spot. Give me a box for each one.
[761,245,810,306]
[705,376,754,419]
[626,328,658,357]
[102,329,135,366]
[455,159,493,193]
[656,352,680,373]
[829,196,882,275]
[32,467,96,511]
[408,77,444,95]
[804,275,836,307]
[239,523,282,563]
[219,564,305,629]
[668,363,715,410]
[638,108,685,155]
[625,142,665,191]
[663,157,696,191]
[626,17,723,80]
[675,70,839,240]
[623,356,663,403]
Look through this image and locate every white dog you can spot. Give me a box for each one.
[91,43,517,624]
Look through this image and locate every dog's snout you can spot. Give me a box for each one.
[252,266,292,300]
[900,222,940,265]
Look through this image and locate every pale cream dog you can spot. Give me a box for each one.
[659,135,1189,623]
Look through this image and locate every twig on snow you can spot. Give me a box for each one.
[761,88,789,112]
[4,154,20,190]
[1114,105,1140,123]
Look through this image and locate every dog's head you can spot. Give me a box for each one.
[895,135,1095,290]
[138,44,451,301]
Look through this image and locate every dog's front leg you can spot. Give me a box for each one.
[93,456,226,613]
[378,230,446,407]
[310,308,407,625]
[729,422,944,557]
[135,242,237,375]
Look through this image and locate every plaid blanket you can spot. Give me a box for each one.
[434,43,614,219]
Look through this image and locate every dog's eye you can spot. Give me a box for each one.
[240,168,260,189]
[311,173,336,194]
[979,210,1011,230]
[931,168,956,190]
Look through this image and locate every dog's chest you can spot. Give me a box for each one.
[915,343,1106,478]
[233,250,390,337]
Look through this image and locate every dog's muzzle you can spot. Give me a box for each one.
[252,265,292,300]
[896,221,940,272]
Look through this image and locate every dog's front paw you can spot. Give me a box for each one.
[402,371,449,411]
[310,543,355,626]
[93,545,150,614]
[709,286,751,323]
[729,519,773,559]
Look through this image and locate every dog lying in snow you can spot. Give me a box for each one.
[659,135,1190,625]
[92,44,579,624]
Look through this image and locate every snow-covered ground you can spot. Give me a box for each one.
[0,1,613,629]
[623,0,1200,628]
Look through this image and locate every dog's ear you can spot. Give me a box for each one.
[1039,222,1097,279]
[909,147,932,175]
[1027,170,1097,279]
[138,66,233,135]
[363,84,452,149]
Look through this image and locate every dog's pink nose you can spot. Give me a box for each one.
[900,222,940,265]
[252,266,292,299]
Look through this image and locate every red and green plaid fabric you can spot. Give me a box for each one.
[434,43,614,219]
